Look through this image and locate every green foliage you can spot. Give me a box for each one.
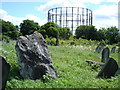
[1,19,21,40]
[75,25,97,40]
[20,19,40,36]
[40,22,60,46]
[105,26,119,44]
[0,41,119,88]
[59,38,99,46]
[75,25,120,45]
[59,27,73,40]
[46,37,56,46]
[97,27,120,44]
[40,22,59,38]
[96,28,106,41]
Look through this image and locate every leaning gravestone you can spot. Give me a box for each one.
[97,58,118,78]
[101,47,110,63]
[111,46,116,53]
[15,31,58,80]
[0,56,10,90]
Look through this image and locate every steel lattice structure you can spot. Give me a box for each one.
[48,7,93,33]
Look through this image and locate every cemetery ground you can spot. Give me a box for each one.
[0,40,120,88]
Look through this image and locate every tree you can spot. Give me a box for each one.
[96,28,106,41]
[75,25,97,40]
[1,19,20,40]
[20,19,40,36]
[40,22,59,38]
[40,22,59,45]
[105,26,119,44]
[59,27,73,40]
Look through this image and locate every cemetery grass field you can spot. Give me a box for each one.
[0,40,120,88]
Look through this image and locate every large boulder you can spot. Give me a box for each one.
[15,31,58,80]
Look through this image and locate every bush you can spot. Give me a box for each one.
[59,27,73,40]
[2,19,21,40]
[46,37,56,46]
[75,25,97,40]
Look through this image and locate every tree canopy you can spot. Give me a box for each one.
[1,19,20,40]
[59,27,73,40]
[1,18,119,45]
[40,22,59,38]
[20,19,40,36]
[75,25,97,40]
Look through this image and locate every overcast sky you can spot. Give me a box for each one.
[0,0,119,29]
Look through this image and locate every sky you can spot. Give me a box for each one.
[0,0,119,29]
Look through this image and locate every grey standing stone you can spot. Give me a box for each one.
[15,31,58,80]
[97,58,118,78]
[101,47,110,63]
[111,47,116,53]
[1,56,10,90]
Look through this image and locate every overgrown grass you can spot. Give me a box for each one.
[0,40,119,88]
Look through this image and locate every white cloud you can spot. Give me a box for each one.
[25,14,47,25]
[0,9,46,26]
[36,0,118,29]
[1,0,49,2]
[106,0,119,3]
[0,9,7,17]
[93,5,118,28]
[1,0,118,29]
[37,0,107,13]
[37,0,85,13]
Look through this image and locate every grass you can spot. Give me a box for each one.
[0,40,119,88]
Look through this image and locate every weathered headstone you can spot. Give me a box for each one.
[1,56,10,90]
[118,48,120,53]
[101,47,110,63]
[95,45,104,53]
[15,31,58,80]
[97,58,118,78]
[115,67,120,76]
[95,46,101,53]
[100,46,104,52]
[111,47,116,53]
[3,39,10,43]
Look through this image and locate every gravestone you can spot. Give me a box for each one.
[1,56,10,90]
[115,67,120,76]
[95,45,104,53]
[3,39,10,43]
[101,47,110,63]
[95,46,101,53]
[15,31,58,80]
[111,47,116,53]
[118,48,120,53]
[101,46,104,52]
[97,58,118,78]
